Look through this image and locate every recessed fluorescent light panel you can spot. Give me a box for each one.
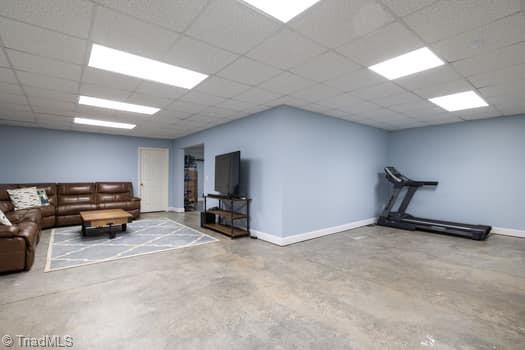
[368,47,445,80]
[74,117,136,130]
[429,91,489,112]
[79,96,159,115]
[241,0,321,22]
[88,44,208,89]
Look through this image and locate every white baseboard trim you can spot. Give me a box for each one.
[492,226,525,238]
[168,207,185,213]
[252,217,377,246]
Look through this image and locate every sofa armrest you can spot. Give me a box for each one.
[0,225,20,238]
[131,197,141,202]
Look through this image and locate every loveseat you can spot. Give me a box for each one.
[0,182,140,273]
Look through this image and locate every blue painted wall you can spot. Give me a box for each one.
[279,107,389,235]
[172,107,287,235]
[388,115,525,230]
[0,126,173,202]
[172,106,389,237]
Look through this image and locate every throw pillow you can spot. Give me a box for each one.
[7,187,42,210]
[0,209,11,226]
[36,189,50,206]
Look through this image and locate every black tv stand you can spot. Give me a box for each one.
[201,194,251,239]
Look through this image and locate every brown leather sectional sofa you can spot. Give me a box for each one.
[0,182,140,273]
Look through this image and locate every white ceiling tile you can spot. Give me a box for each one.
[187,0,280,54]
[136,82,187,99]
[7,49,82,81]
[18,71,78,93]
[404,0,521,43]
[82,67,142,91]
[324,68,385,92]
[235,87,282,104]
[0,0,93,38]
[454,106,501,120]
[432,14,525,62]
[350,82,407,101]
[216,57,281,85]
[290,51,360,82]
[164,36,238,75]
[0,94,28,105]
[478,84,525,99]
[0,82,23,96]
[0,102,31,112]
[0,110,35,122]
[372,91,423,107]
[289,0,394,48]
[0,67,18,84]
[30,99,76,114]
[395,65,461,91]
[0,17,87,64]
[178,90,226,106]
[413,79,474,99]
[165,100,207,114]
[79,83,131,101]
[265,95,311,108]
[468,63,525,88]
[0,50,9,67]
[94,0,208,32]
[415,115,463,125]
[317,93,379,112]
[216,99,255,112]
[289,83,341,102]
[150,109,192,122]
[452,42,525,77]
[382,0,437,17]
[258,72,315,95]
[125,92,173,108]
[24,86,77,103]
[92,6,179,59]
[198,105,238,119]
[195,77,250,98]
[247,28,325,70]
[337,22,423,66]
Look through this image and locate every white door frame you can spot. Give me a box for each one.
[138,147,169,212]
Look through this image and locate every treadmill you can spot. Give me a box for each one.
[377,166,491,240]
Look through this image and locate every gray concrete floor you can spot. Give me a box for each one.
[1,211,524,349]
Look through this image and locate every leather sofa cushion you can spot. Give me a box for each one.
[6,209,42,226]
[0,201,14,213]
[17,222,39,248]
[96,182,132,194]
[97,201,140,211]
[56,203,97,216]
[0,185,18,201]
[96,193,132,203]
[59,193,96,205]
[58,183,95,195]
[39,204,55,218]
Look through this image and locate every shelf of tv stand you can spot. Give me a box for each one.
[207,208,247,220]
[202,223,249,238]
[205,193,250,201]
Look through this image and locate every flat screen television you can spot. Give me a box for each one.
[214,151,240,196]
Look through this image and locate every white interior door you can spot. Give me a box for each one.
[139,147,169,212]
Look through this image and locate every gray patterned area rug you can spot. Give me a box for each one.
[45,218,218,272]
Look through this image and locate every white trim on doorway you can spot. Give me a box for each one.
[138,147,170,213]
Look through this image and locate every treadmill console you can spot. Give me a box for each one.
[384,166,409,185]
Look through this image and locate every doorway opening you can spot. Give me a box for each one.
[183,144,204,212]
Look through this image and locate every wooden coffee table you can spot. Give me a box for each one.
[80,209,133,239]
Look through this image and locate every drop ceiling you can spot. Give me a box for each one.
[0,0,524,138]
